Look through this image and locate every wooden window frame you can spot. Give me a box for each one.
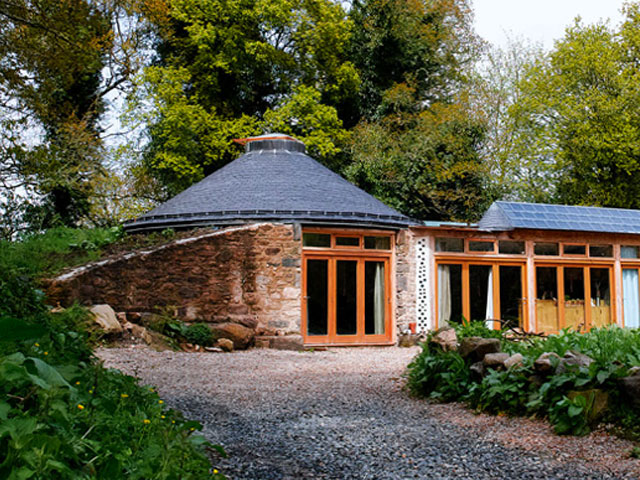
[533,262,616,333]
[434,259,528,331]
[301,228,395,346]
[466,239,497,254]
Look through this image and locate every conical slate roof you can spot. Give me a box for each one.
[124,134,411,232]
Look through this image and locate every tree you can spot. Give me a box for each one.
[130,0,356,197]
[513,4,640,208]
[345,0,492,221]
[0,0,155,228]
[469,37,551,202]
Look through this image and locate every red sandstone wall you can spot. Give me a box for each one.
[47,223,302,335]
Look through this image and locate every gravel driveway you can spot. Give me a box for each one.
[98,347,639,480]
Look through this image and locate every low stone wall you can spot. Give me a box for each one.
[46,223,302,341]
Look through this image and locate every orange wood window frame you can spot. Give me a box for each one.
[618,261,640,329]
[434,259,528,331]
[301,229,395,346]
[533,262,616,333]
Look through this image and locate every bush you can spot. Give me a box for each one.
[407,325,640,437]
[183,323,214,346]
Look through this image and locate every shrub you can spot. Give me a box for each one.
[407,325,640,437]
[183,323,214,346]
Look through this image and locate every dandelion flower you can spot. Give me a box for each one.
[121,394,129,398]
[77,404,85,410]
[44,352,48,355]
[143,419,151,424]
[34,343,40,347]
[75,381,80,385]
[158,400,164,404]
[161,415,165,419]
[190,427,195,431]
[214,469,219,474]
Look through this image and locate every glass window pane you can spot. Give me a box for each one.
[364,236,391,250]
[336,260,357,335]
[435,237,464,252]
[336,236,359,247]
[621,246,639,259]
[535,242,559,256]
[536,266,559,333]
[469,241,495,252]
[306,260,328,335]
[499,266,524,329]
[365,261,386,335]
[590,268,611,328]
[437,264,463,325]
[589,245,613,257]
[303,233,330,248]
[499,241,525,255]
[564,244,586,255]
[623,269,640,328]
[469,265,493,322]
[564,267,586,331]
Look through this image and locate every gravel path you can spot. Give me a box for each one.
[98,346,640,480]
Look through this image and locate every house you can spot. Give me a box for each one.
[47,134,640,348]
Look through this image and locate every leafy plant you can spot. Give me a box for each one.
[183,323,213,347]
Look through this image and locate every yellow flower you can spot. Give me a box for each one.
[143,419,151,424]
[149,388,154,392]
[158,400,163,404]
[121,394,129,398]
[75,381,80,385]
[190,427,195,431]
[214,469,219,474]
[89,390,94,394]
[161,415,165,419]
[34,343,40,347]
[172,420,175,424]
[77,404,85,410]
[43,352,48,355]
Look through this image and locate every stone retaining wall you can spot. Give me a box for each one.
[47,223,302,337]
[395,228,416,334]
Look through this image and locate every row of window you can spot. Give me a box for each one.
[435,237,640,259]
[303,232,391,250]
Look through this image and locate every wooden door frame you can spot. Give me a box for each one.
[533,262,616,333]
[302,252,394,346]
[434,259,528,330]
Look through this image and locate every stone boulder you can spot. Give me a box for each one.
[458,337,501,363]
[504,353,524,370]
[89,305,123,334]
[209,322,254,349]
[430,327,458,352]
[618,369,640,407]
[470,361,485,382]
[253,335,304,350]
[216,338,234,352]
[534,352,561,374]
[398,333,420,347]
[482,352,510,369]
[556,351,594,374]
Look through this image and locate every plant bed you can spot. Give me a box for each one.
[407,322,640,442]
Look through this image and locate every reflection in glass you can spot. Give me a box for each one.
[564,267,585,331]
[306,260,328,335]
[499,266,523,329]
[536,267,559,332]
[365,262,385,335]
[336,261,357,335]
[590,268,611,328]
[437,264,463,325]
[469,265,493,323]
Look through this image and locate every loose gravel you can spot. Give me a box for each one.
[97,346,640,480]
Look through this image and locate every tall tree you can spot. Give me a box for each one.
[345,0,493,221]
[129,0,357,198]
[0,0,154,229]
[513,3,640,208]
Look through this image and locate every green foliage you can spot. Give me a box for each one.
[0,261,226,478]
[406,343,471,400]
[182,323,213,347]
[511,5,640,208]
[407,326,640,437]
[454,321,504,341]
[0,227,124,281]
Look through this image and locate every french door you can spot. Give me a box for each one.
[303,255,392,345]
[534,264,614,333]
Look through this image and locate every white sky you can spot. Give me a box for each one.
[473,0,627,49]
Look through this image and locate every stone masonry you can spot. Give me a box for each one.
[46,223,302,339]
[395,228,416,334]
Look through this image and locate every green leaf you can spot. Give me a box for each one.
[24,357,70,389]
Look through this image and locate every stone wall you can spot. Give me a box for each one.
[395,228,416,334]
[47,223,302,338]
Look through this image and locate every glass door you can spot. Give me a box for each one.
[536,266,559,333]
[499,265,525,329]
[564,267,586,331]
[303,256,391,344]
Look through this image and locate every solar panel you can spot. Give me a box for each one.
[478,201,640,234]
